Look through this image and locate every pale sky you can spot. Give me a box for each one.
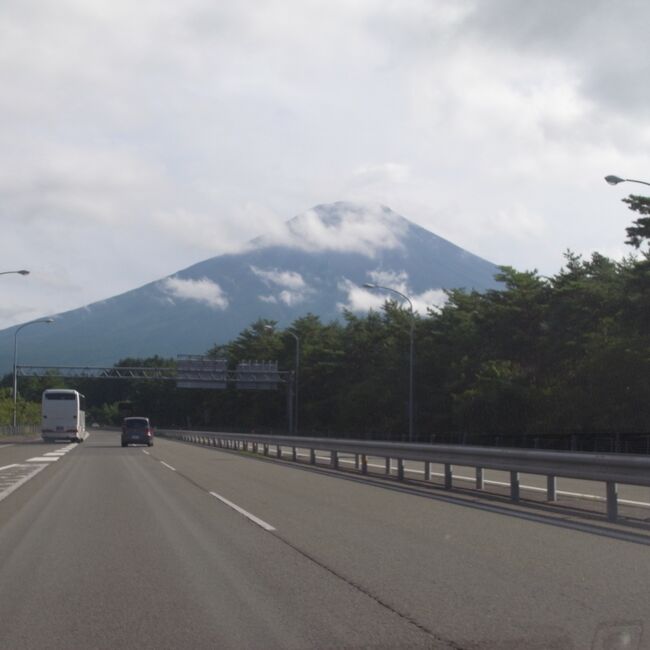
[1,0,649,330]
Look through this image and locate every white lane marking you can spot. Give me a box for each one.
[0,464,19,471]
[160,461,176,471]
[0,444,14,449]
[142,450,150,455]
[26,456,59,462]
[209,491,276,531]
[294,453,650,509]
[0,464,48,504]
[44,452,67,456]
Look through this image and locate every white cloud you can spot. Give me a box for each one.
[160,276,229,310]
[350,163,410,187]
[367,269,409,294]
[339,271,447,314]
[251,265,312,306]
[336,280,387,313]
[252,203,408,258]
[250,266,307,290]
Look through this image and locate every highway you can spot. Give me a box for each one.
[0,431,649,649]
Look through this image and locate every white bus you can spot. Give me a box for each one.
[41,389,87,443]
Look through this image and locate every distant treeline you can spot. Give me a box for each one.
[4,194,650,441]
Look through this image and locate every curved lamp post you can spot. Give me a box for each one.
[0,270,30,277]
[363,283,415,443]
[13,318,54,427]
[265,325,300,434]
[604,175,650,188]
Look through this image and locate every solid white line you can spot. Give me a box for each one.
[26,456,59,462]
[142,450,150,455]
[160,461,176,471]
[0,464,19,471]
[209,491,276,531]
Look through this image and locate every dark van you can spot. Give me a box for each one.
[121,417,154,447]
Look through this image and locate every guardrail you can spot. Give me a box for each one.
[157,429,650,522]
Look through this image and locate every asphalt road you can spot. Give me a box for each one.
[1,431,649,649]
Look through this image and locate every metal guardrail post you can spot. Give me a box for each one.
[606,482,618,521]
[424,461,431,481]
[331,450,338,469]
[397,458,404,481]
[510,471,520,501]
[385,458,391,476]
[444,464,453,489]
[292,447,297,462]
[547,475,557,501]
[263,444,269,456]
[309,449,316,464]
[475,467,483,490]
[361,454,368,475]
[276,445,282,459]
[354,454,360,470]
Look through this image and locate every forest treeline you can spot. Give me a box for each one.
[3,194,650,441]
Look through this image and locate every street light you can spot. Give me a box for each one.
[265,325,300,434]
[13,318,54,427]
[0,270,30,276]
[604,175,650,188]
[363,283,415,443]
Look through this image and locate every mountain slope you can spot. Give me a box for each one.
[0,202,502,372]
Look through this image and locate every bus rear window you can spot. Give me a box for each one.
[45,393,75,400]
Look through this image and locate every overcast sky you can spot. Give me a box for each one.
[1,0,649,330]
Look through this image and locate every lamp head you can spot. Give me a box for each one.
[605,175,625,186]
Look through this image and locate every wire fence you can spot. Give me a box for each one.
[0,424,40,437]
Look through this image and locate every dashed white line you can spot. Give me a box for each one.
[0,464,19,471]
[26,456,59,462]
[209,491,276,531]
[160,461,176,471]
[142,450,150,455]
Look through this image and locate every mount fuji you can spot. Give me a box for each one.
[0,202,502,372]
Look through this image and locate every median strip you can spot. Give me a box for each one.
[209,491,276,531]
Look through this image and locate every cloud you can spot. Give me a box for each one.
[252,203,408,258]
[336,280,387,313]
[338,270,447,314]
[350,163,410,187]
[251,265,313,306]
[367,269,409,294]
[160,276,229,310]
[250,266,307,291]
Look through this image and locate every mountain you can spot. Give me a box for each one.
[0,202,502,373]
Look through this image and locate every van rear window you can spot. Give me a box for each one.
[45,393,75,400]
[125,419,147,428]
